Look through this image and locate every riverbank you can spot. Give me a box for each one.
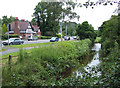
[2,39,92,86]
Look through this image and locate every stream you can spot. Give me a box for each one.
[74,43,102,78]
[61,43,102,79]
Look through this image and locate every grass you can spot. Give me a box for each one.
[6,42,57,48]
[2,39,92,86]
[0,49,6,52]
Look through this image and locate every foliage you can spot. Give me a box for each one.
[62,22,78,36]
[2,39,92,86]
[32,2,80,36]
[2,24,7,35]
[2,16,15,26]
[99,15,120,56]
[37,35,52,39]
[0,19,2,38]
[76,21,96,42]
[2,34,19,40]
[1,16,15,35]
[94,37,101,43]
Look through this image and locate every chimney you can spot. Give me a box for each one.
[14,17,20,34]
[21,19,25,22]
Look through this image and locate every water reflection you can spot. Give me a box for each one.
[75,43,101,78]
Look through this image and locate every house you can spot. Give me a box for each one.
[9,17,41,39]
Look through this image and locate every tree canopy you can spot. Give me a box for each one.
[99,15,120,55]
[32,2,80,36]
[76,21,96,42]
[1,16,15,35]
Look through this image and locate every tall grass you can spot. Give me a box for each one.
[2,39,92,86]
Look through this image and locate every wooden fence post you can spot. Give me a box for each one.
[8,55,12,70]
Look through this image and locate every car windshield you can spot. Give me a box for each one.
[51,37,56,40]
[9,38,15,41]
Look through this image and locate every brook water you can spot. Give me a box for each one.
[62,43,102,78]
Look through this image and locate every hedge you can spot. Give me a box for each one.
[2,34,19,40]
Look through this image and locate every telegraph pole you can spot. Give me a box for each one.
[60,22,62,42]
[66,24,67,37]
[8,24,9,45]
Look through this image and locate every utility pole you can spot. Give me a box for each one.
[8,24,9,45]
[66,23,67,37]
[60,22,62,42]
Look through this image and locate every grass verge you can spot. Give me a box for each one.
[2,39,92,86]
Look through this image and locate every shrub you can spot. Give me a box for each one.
[38,36,52,39]
[2,34,19,40]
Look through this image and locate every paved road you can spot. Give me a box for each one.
[1,37,75,55]
[23,39,50,44]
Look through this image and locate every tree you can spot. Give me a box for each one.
[2,24,8,35]
[62,22,78,36]
[0,19,2,38]
[32,2,80,36]
[76,21,96,42]
[1,16,15,35]
[99,15,120,55]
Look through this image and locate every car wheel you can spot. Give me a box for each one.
[9,43,13,45]
[19,42,21,45]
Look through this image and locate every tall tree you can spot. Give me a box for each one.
[1,16,15,35]
[76,21,96,42]
[32,2,79,36]
[2,24,7,35]
[100,15,120,55]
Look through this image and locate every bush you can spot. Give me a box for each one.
[38,36,52,39]
[94,37,101,43]
[2,34,19,40]
[55,34,64,38]
[55,34,61,38]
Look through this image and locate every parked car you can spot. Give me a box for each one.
[64,36,70,40]
[73,36,77,39]
[50,37,59,42]
[73,36,79,40]
[28,36,38,41]
[2,38,24,45]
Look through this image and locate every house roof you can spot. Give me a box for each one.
[32,25,40,32]
[10,20,40,34]
[10,21,31,31]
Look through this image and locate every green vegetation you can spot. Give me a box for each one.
[76,21,96,43]
[6,42,57,48]
[2,39,92,86]
[62,22,78,36]
[37,36,52,39]
[32,2,79,36]
[0,49,6,52]
[99,15,120,56]
[94,37,101,43]
[2,34,19,40]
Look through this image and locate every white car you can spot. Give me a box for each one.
[28,36,38,41]
[64,36,70,40]
[2,38,24,45]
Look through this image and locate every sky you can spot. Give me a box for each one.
[0,0,118,30]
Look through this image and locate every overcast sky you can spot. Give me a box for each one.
[0,0,118,30]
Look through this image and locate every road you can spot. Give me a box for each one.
[23,39,50,44]
[1,37,75,55]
